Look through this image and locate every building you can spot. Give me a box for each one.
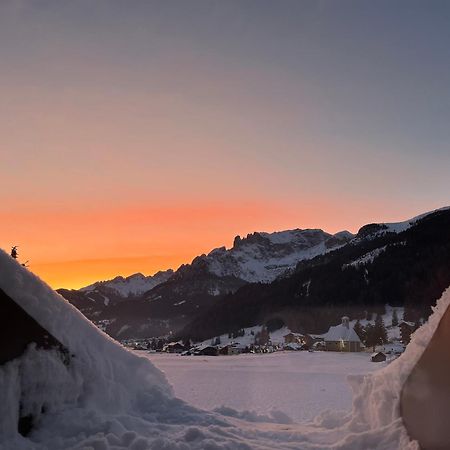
[283,332,313,348]
[164,342,185,354]
[324,316,362,352]
[218,344,241,355]
[196,345,219,356]
[283,332,300,344]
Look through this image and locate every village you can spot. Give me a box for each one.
[122,308,419,363]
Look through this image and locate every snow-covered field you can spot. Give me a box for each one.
[144,351,382,423]
[3,248,450,450]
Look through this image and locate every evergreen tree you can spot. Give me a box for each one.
[11,246,18,259]
[255,326,269,345]
[374,313,388,345]
[363,323,377,352]
[353,319,365,341]
[363,314,388,351]
[391,309,399,327]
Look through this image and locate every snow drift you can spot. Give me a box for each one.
[1,247,449,449]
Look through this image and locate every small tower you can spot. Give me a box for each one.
[341,316,350,329]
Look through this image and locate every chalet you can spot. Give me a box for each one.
[219,344,241,355]
[302,334,315,348]
[324,316,362,352]
[283,332,312,349]
[283,332,300,344]
[196,345,219,356]
[371,351,387,362]
[164,342,185,354]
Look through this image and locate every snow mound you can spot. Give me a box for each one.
[1,247,448,449]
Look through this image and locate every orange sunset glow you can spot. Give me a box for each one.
[0,199,436,289]
[1,1,449,289]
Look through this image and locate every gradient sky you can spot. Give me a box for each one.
[1,0,449,289]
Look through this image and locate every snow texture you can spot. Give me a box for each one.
[203,229,351,283]
[343,246,387,269]
[145,351,380,423]
[360,206,450,239]
[81,270,174,297]
[1,248,449,449]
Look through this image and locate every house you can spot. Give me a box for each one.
[283,332,300,344]
[371,351,387,362]
[324,316,362,352]
[219,344,241,355]
[283,332,312,348]
[196,345,218,356]
[164,342,185,354]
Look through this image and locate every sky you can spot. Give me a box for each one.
[1,0,449,289]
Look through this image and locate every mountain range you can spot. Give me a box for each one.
[58,228,353,338]
[58,207,450,341]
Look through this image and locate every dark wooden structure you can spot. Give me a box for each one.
[371,352,386,362]
[0,288,71,436]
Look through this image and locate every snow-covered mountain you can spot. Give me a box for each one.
[62,228,350,310]
[187,228,353,284]
[60,207,450,340]
[59,228,353,337]
[80,270,174,297]
[354,206,450,241]
[184,207,450,343]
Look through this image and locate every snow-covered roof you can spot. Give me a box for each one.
[324,324,361,343]
[167,341,184,347]
[195,344,217,351]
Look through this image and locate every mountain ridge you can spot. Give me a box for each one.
[180,208,450,342]
[58,207,450,340]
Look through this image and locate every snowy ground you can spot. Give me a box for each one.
[143,351,382,423]
[4,248,447,450]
